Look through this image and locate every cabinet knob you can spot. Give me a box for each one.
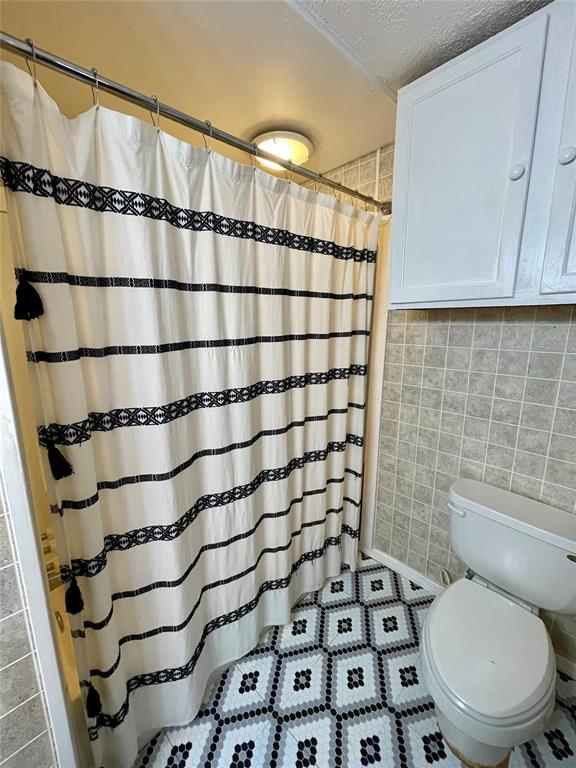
[559,146,576,165]
[509,164,525,181]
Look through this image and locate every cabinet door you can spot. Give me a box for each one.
[390,14,548,305]
[540,35,576,295]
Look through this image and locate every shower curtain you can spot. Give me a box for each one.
[0,62,380,768]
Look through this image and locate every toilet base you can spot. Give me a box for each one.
[444,736,511,768]
[436,707,512,767]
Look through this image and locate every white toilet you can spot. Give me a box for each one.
[420,479,576,768]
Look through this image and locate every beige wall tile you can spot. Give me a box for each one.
[373,301,576,664]
[322,145,576,664]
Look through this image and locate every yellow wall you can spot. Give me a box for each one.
[0,188,52,535]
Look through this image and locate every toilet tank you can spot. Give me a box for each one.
[449,480,576,613]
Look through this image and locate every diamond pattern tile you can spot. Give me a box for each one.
[133,555,576,768]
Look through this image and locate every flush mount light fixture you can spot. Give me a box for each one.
[253,131,314,172]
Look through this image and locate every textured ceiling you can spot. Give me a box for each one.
[291,0,552,94]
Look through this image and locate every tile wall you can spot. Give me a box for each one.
[375,306,576,662]
[0,480,57,767]
[316,142,575,663]
[307,143,394,210]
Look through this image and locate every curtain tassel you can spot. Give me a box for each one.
[86,682,102,719]
[65,576,84,614]
[14,271,44,320]
[47,442,74,480]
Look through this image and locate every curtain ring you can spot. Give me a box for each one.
[150,95,160,131]
[91,68,99,108]
[203,121,213,151]
[25,38,37,87]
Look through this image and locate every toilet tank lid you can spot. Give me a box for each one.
[449,480,576,552]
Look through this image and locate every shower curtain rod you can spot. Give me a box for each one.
[0,31,391,215]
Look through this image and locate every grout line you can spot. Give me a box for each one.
[452,311,476,574]
[0,690,44,721]
[540,305,574,502]
[0,608,25,624]
[406,315,427,572]
[510,318,537,493]
[377,311,576,582]
[379,464,575,501]
[378,416,576,450]
[0,650,33,673]
[390,315,406,561]
[424,313,449,577]
[0,727,50,766]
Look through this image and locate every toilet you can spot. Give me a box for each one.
[420,479,576,768]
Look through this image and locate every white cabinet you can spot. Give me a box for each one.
[540,35,576,295]
[389,0,576,308]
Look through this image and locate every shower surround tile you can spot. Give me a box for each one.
[375,306,576,663]
[133,556,575,768]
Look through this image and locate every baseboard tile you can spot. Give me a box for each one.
[363,547,576,681]
[362,547,443,596]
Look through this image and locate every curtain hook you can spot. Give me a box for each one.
[150,95,160,131]
[25,38,37,87]
[91,68,99,108]
[203,121,213,151]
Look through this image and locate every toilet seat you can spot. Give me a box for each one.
[421,579,556,748]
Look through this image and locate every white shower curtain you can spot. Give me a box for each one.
[0,62,380,768]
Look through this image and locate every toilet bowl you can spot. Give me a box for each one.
[421,578,556,766]
[421,480,576,768]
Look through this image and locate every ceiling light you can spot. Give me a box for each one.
[253,131,313,172]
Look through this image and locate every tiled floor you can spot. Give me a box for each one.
[134,555,576,768]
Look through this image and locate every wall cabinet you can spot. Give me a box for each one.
[390,0,576,308]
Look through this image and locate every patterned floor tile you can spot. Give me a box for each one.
[514,708,576,766]
[325,603,366,648]
[332,649,381,710]
[276,605,322,651]
[357,567,397,605]
[164,719,214,768]
[274,650,327,714]
[276,715,335,768]
[318,571,355,606]
[205,717,274,768]
[223,653,276,713]
[133,730,177,768]
[369,603,414,650]
[397,575,433,604]
[406,720,461,768]
[381,650,430,709]
[136,556,576,768]
[340,709,396,767]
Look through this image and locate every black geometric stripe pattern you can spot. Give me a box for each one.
[85,505,360,681]
[56,409,363,512]
[72,475,357,636]
[89,531,357,735]
[37,364,367,447]
[16,268,374,302]
[0,157,377,263]
[60,434,363,581]
[57,461,361,514]
[27,329,370,364]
